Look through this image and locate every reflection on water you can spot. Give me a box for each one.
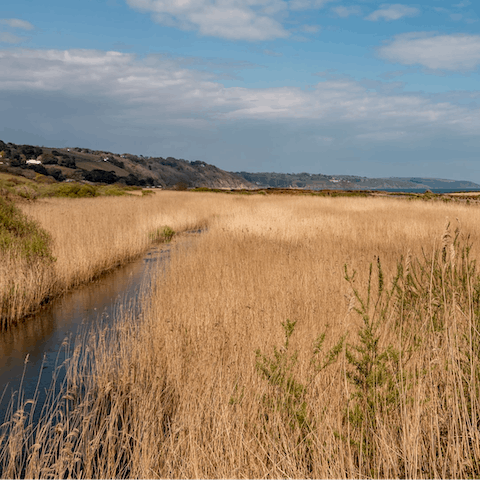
[0,246,170,423]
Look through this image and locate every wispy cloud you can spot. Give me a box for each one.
[126,0,333,40]
[366,4,419,21]
[263,49,283,56]
[332,5,362,18]
[126,0,289,40]
[379,33,480,71]
[0,32,27,44]
[288,0,335,11]
[434,3,477,24]
[0,18,34,30]
[453,1,471,7]
[298,24,320,33]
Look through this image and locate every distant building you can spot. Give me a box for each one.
[26,159,42,165]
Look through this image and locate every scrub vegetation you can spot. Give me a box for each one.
[2,193,480,477]
[0,172,141,201]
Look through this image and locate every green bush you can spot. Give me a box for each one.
[0,196,54,263]
[149,225,175,243]
[48,183,97,198]
[77,184,97,197]
[255,319,344,468]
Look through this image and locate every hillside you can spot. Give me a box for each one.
[0,140,252,189]
[235,171,480,192]
[1,140,477,193]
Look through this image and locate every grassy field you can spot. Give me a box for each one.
[2,193,480,477]
[0,188,220,325]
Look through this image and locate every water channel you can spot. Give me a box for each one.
[0,245,171,425]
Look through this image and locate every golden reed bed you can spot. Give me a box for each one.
[0,192,219,324]
[2,192,480,478]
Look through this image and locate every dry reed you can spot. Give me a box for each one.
[2,193,480,478]
[1,192,228,325]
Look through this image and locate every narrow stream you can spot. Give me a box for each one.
[0,245,171,424]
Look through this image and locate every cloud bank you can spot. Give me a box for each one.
[1,47,479,176]
[379,33,480,71]
[1,47,478,130]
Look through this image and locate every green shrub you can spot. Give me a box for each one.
[149,225,175,243]
[344,260,404,472]
[15,185,38,201]
[0,196,54,263]
[255,319,344,468]
[162,226,175,242]
[77,184,97,197]
[48,183,97,198]
[101,186,127,196]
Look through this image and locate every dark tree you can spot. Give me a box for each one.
[42,154,58,165]
[83,169,118,184]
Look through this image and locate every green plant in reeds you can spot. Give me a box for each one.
[0,195,56,325]
[149,225,175,243]
[341,225,480,477]
[255,318,344,466]
[397,226,480,476]
[0,196,54,262]
[344,260,404,474]
[161,226,175,242]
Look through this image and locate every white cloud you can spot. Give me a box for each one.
[1,48,478,135]
[2,47,480,176]
[297,24,320,33]
[0,18,34,30]
[366,4,419,21]
[0,32,26,44]
[288,0,334,11]
[332,5,362,18]
[126,0,334,40]
[126,0,289,40]
[379,33,480,71]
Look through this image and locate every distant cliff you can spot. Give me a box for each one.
[0,140,252,189]
[235,171,480,192]
[2,139,477,192]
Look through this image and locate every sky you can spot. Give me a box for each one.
[0,0,479,179]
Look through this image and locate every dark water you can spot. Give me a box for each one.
[382,188,480,193]
[0,246,170,424]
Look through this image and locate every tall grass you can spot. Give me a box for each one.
[0,191,224,326]
[0,196,55,326]
[3,194,480,477]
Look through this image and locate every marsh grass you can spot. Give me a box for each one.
[0,196,55,326]
[3,194,480,477]
[0,191,216,326]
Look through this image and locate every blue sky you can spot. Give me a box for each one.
[0,0,479,179]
